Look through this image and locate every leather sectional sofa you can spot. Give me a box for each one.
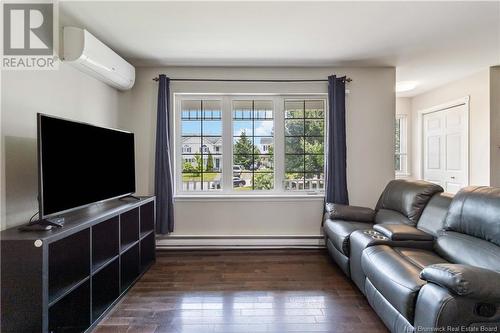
[323,180,500,332]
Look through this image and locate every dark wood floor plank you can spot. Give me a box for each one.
[94,249,388,333]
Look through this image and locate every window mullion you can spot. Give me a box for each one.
[222,96,233,193]
[274,96,285,192]
[175,96,182,195]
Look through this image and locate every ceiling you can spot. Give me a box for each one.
[60,1,500,97]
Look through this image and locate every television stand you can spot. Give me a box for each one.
[32,217,65,227]
[1,196,156,333]
[18,217,65,232]
[119,194,141,201]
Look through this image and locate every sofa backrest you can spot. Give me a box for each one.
[435,186,500,271]
[374,180,444,225]
[416,193,453,236]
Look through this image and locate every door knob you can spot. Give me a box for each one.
[451,176,456,179]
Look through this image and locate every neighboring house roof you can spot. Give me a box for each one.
[259,137,273,145]
[182,136,222,145]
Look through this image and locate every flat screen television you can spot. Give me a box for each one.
[38,114,136,218]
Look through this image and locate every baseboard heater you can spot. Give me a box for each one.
[156,235,325,250]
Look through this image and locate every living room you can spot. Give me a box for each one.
[1,1,499,333]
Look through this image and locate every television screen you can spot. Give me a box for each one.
[38,114,136,217]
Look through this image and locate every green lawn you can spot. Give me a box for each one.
[182,172,219,182]
[234,186,253,191]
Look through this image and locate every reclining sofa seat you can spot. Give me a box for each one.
[349,191,453,292]
[361,186,500,333]
[323,179,444,276]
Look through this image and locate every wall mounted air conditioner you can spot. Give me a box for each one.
[63,27,135,90]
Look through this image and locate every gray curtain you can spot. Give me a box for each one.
[325,75,349,205]
[155,74,174,233]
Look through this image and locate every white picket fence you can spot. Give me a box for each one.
[182,179,324,191]
[284,178,324,191]
[182,181,220,191]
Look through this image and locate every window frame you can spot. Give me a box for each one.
[173,93,327,197]
[395,114,409,176]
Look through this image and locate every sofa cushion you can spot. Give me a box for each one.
[375,180,444,225]
[375,209,413,225]
[323,219,372,256]
[391,247,447,269]
[435,231,500,272]
[361,245,446,323]
[444,186,500,246]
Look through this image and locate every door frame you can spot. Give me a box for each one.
[417,96,470,187]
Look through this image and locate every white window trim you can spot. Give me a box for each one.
[395,114,409,177]
[173,93,328,197]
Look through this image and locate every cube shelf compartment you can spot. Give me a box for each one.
[49,279,91,333]
[140,201,155,237]
[92,216,119,271]
[92,258,120,321]
[49,229,90,303]
[141,232,155,271]
[0,196,155,333]
[121,243,140,292]
[121,208,139,250]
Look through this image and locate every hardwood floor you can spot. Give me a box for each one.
[94,249,388,333]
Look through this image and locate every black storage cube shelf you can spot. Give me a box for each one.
[0,196,156,333]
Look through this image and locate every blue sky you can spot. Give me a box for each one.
[181,120,274,137]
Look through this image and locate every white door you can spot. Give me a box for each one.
[423,104,468,194]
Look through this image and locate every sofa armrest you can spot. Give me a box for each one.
[325,203,375,222]
[420,264,500,300]
[373,224,434,241]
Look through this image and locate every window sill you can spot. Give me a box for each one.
[174,193,325,202]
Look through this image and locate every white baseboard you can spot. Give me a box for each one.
[156,235,325,250]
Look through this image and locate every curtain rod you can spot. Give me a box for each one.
[152,77,352,83]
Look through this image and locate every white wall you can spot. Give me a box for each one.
[490,66,500,187]
[119,66,396,236]
[1,63,120,230]
[410,69,490,186]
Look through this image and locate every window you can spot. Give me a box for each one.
[175,95,326,195]
[233,100,274,190]
[284,100,325,191]
[180,100,223,191]
[395,114,408,175]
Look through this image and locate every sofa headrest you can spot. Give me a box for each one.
[375,180,444,224]
[444,186,500,246]
[417,193,454,236]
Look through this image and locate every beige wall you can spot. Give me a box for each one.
[396,97,412,117]
[410,69,490,186]
[490,66,500,186]
[119,66,396,236]
[1,63,120,230]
